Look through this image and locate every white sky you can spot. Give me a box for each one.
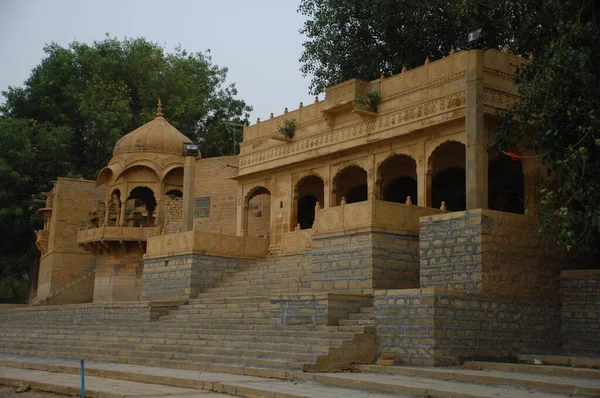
[0,0,315,122]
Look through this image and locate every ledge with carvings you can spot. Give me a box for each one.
[145,230,269,259]
[76,226,161,254]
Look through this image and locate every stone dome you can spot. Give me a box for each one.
[113,101,193,157]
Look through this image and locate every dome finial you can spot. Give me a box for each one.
[156,99,164,117]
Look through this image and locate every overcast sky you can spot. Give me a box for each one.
[0,0,315,122]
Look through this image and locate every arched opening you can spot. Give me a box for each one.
[378,154,417,203]
[429,141,466,211]
[244,186,271,237]
[333,165,368,205]
[163,167,184,194]
[294,175,324,230]
[126,186,157,227]
[489,155,525,214]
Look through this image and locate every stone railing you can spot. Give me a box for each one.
[314,199,445,235]
[76,226,161,244]
[145,230,269,259]
[281,226,313,253]
[35,230,49,255]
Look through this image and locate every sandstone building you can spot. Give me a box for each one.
[2,48,597,371]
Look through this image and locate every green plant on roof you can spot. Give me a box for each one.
[355,89,382,112]
[279,119,296,138]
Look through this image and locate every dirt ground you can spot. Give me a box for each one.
[0,386,70,398]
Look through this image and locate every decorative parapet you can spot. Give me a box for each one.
[35,230,49,255]
[77,226,160,253]
[281,226,313,253]
[314,199,445,236]
[145,230,269,259]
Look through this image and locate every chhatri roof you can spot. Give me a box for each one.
[112,101,193,157]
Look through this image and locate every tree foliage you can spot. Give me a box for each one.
[298,0,575,94]
[492,1,599,253]
[0,36,251,302]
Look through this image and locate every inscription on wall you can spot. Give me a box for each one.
[194,197,210,218]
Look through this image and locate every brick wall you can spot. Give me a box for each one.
[0,301,181,324]
[142,253,254,301]
[560,269,600,355]
[311,230,419,292]
[193,156,238,235]
[270,293,371,326]
[374,288,562,366]
[420,209,567,301]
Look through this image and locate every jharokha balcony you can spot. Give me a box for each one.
[77,226,161,254]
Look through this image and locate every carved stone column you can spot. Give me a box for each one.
[465,49,488,209]
[182,156,196,232]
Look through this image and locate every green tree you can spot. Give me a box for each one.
[0,36,251,302]
[298,0,573,95]
[0,118,72,302]
[2,36,251,177]
[492,1,600,253]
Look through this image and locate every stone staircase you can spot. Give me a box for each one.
[0,253,377,378]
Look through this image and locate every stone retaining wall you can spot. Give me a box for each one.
[374,288,561,366]
[270,293,372,326]
[560,269,600,355]
[419,209,567,301]
[142,254,254,301]
[0,301,182,324]
[311,230,419,292]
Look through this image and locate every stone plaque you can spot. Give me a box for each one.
[194,197,210,218]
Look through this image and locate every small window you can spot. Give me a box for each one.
[194,197,211,218]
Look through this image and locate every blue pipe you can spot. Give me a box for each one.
[80,359,85,398]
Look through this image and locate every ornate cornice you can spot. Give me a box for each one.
[239,91,466,169]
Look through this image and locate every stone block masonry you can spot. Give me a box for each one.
[142,253,254,301]
[374,288,561,366]
[420,209,569,301]
[270,293,372,326]
[311,230,419,292]
[0,301,181,324]
[560,269,600,355]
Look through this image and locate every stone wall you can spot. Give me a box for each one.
[374,288,561,366]
[420,209,566,301]
[142,253,254,301]
[560,269,600,355]
[35,178,104,304]
[0,301,181,324]
[311,230,419,292]
[93,245,144,303]
[270,293,371,326]
[164,197,183,234]
[193,156,238,235]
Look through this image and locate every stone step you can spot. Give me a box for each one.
[0,326,365,344]
[299,368,586,398]
[0,322,370,336]
[1,339,320,364]
[516,354,600,370]
[0,355,406,398]
[354,364,600,396]
[218,274,312,284]
[359,307,375,314]
[0,345,309,371]
[348,313,375,320]
[0,333,338,355]
[464,360,600,379]
[338,319,375,326]
[0,333,349,351]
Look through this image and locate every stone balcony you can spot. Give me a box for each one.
[77,226,161,253]
[35,230,49,255]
